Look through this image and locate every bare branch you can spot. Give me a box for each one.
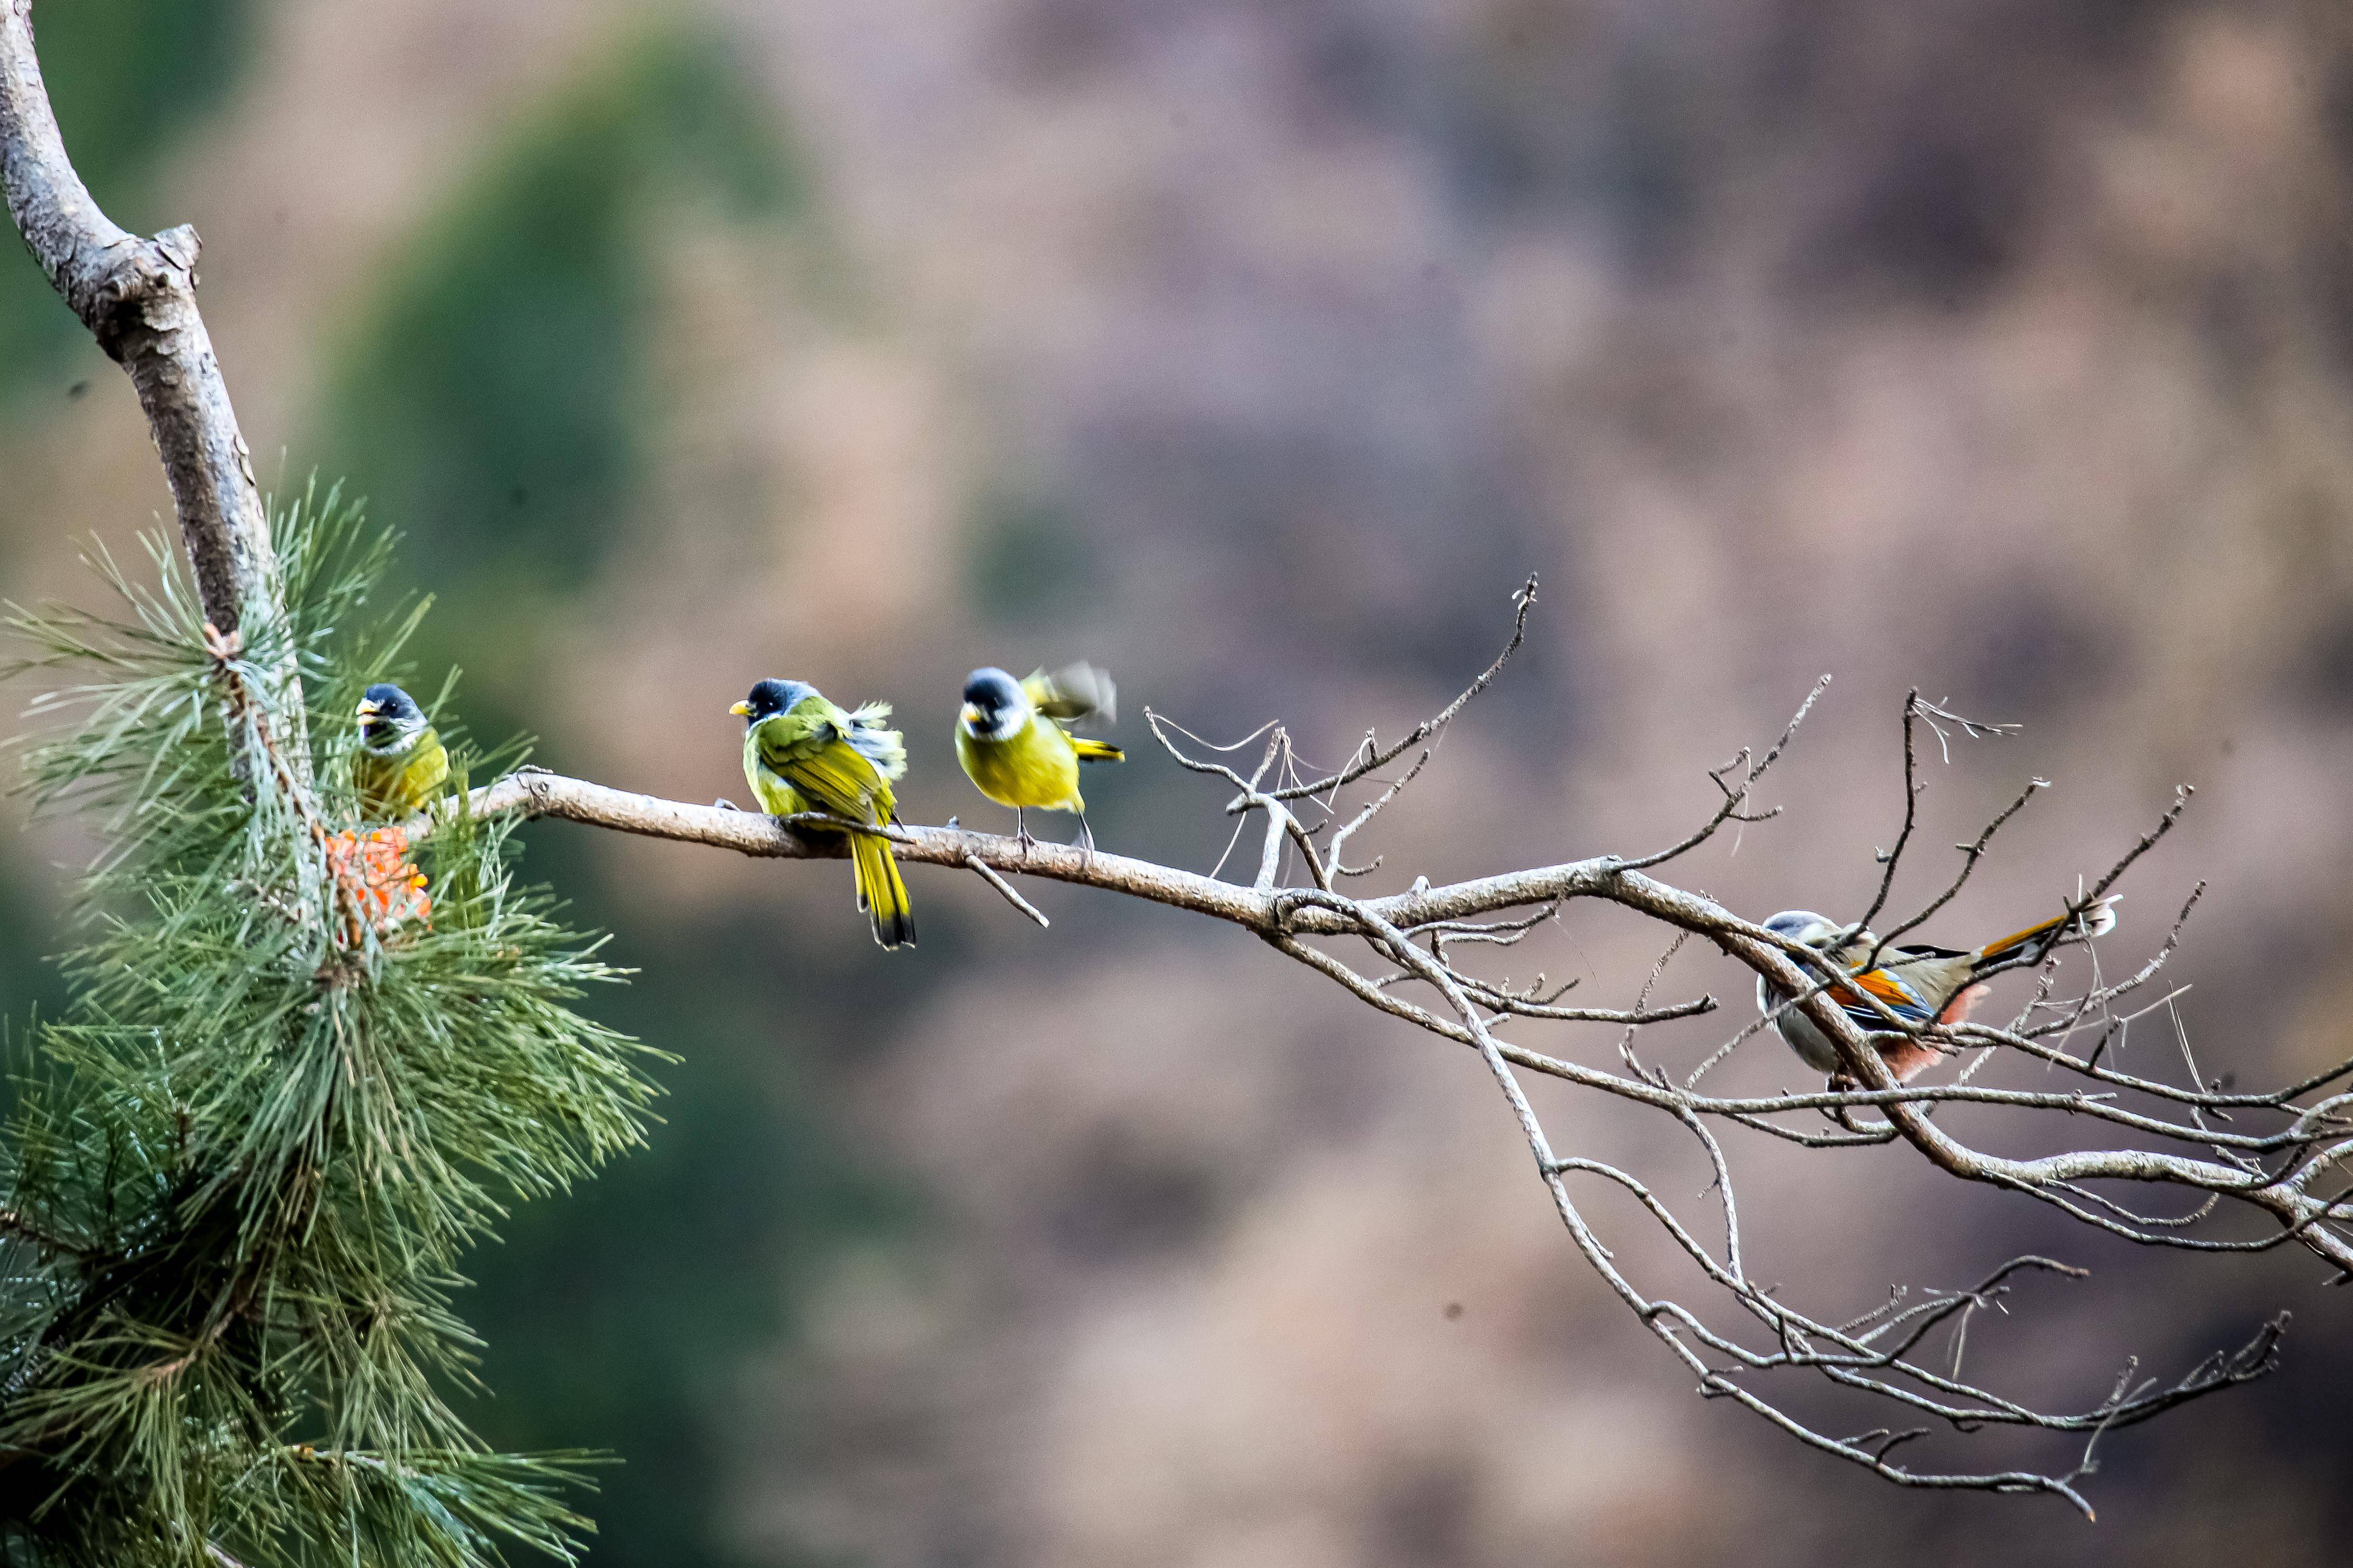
[1260,574,1539,804]
[2088,785,2195,906]
[1850,688,1929,940]
[1871,774,2048,958]
[385,719,2353,1511]
[1616,674,1832,871]
[963,851,1049,928]
[2,4,280,651]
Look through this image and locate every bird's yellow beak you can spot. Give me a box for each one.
[960,703,983,727]
[728,700,752,717]
[355,699,381,718]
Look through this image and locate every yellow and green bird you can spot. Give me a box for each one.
[731,678,915,950]
[353,683,449,820]
[954,663,1123,852]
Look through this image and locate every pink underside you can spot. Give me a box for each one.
[1937,982,1991,1024]
[1876,983,1992,1083]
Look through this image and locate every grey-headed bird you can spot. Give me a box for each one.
[1756,898,2118,1082]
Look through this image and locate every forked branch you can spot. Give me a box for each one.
[402,604,2353,1516]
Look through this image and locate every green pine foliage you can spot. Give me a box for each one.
[0,485,662,1565]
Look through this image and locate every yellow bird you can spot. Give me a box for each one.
[352,684,449,821]
[954,663,1123,852]
[731,679,915,950]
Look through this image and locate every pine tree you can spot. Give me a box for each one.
[0,487,660,1566]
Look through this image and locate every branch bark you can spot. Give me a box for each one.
[0,0,281,648]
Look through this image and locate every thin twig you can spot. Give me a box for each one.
[963,851,1049,928]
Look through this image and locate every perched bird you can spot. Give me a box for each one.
[954,663,1123,852]
[352,683,449,820]
[1756,898,2119,1082]
[731,678,915,950]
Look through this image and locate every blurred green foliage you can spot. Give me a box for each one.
[0,0,250,1350]
[462,874,913,1568]
[322,28,798,617]
[309,25,887,1567]
[0,880,67,1030]
[0,0,249,397]
[965,490,1103,626]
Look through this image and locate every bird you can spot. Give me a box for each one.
[1755,897,2119,1083]
[731,678,915,950]
[352,683,450,820]
[954,663,1123,853]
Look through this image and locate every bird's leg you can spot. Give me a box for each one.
[1077,810,1096,866]
[1824,1072,1878,1134]
[1015,807,1035,857]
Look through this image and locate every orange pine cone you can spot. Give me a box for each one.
[326,826,432,932]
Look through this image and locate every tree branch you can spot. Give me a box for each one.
[404,713,2353,1520]
[420,768,2353,1263]
[0,0,294,717]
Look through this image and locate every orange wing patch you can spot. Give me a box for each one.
[1828,966,1933,1025]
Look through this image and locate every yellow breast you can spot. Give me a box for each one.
[956,714,1082,812]
[741,730,809,816]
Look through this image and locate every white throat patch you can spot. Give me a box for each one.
[362,717,426,756]
[965,706,1027,743]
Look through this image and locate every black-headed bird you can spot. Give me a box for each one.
[353,683,449,820]
[1755,897,2118,1083]
[731,678,915,950]
[955,663,1123,852]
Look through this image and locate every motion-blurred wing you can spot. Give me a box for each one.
[1023,662,1116,725]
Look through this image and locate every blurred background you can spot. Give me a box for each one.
[6,0,2353,1562]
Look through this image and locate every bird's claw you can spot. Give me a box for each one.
[713,797,741,811]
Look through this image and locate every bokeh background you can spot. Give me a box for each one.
[6,0,2353,1562]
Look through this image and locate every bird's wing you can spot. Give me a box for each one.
[784,742,887,822]
[1829,966,1939,1029]
[753,705,885,821]
[1023,662,1116,724]
[404,730,451,808]
[751,707,830,767]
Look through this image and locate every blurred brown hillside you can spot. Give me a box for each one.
[5,0,2353,1563]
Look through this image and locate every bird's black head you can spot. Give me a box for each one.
[732,678,815,725]
[959,668,1027,741]
[356,683,427,753]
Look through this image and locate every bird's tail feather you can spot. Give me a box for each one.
[1975,895,2119,967]
[1072,737,1125,763]
[851,829,916,950]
